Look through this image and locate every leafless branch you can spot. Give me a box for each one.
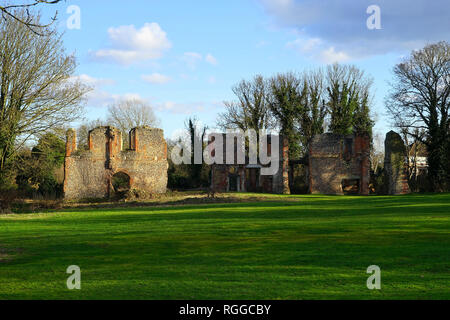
[0,1,61,35]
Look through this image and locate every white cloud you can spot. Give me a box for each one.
[70,74,146,108]
[113,93,144,102]
[287,37,351,62]
[68,74,118,107]
[287,37,321,53]
[205,54,218,65]
[85,90,117,108]
[301,38,321,52]
[261,0,450,60]
[91,23,171,65]
[154,100,221,115]
[155,101,205,114]
[319,47,350,64]
[141,73,172,84]
[181,52,218,69]
[182,52,203,69]
[69,74,116,86]
[87,92,145,108]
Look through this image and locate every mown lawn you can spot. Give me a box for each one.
[0,193,449,300]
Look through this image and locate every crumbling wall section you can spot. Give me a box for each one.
[309,133,370,195]
[115,128,168,195]
[210,134,289,194]
[272,136,290,194]
[64,126,168,200]
[384,131,410,195]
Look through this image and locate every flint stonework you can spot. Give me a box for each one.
[308,133,371,195]
[384,131,410,195]
[64,126,168,200]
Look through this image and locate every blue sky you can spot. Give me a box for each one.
[38,0,450,140]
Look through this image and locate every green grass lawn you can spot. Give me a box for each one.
[0,193,449,300]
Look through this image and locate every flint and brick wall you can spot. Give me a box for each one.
[210,134,290,194]
[384,131,410,195]
[64,126,168,200]
[309,133,371,195]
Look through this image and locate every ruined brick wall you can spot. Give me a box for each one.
[209,133,247,192]
[272,136,290,194]
[64,126,168,200]
[210,134,289,194]
[309,133,370,195]
[384,131,410,195]
[211,165,227,192]
[211,165,246,192]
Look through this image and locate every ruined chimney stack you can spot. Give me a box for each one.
[66,129,77,157]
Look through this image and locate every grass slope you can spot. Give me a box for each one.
[0,193,449,299]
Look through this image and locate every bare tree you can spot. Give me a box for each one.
[0,1,61,35]
[217,75,275,132]
[107,98,160,148]
[386,41,450,191]
[0,10,90,186]
[400,127,427,192]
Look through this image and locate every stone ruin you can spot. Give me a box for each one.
[308,133,371,195]
[64,126,168,200]
[384,131,410,195]
[308,131,411,195]
[208,132,393,196]
[210,134,290,194]
[63,126,411,198]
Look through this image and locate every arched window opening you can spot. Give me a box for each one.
[112,172,131,198]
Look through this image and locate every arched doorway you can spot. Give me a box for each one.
[112,172,131,198]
